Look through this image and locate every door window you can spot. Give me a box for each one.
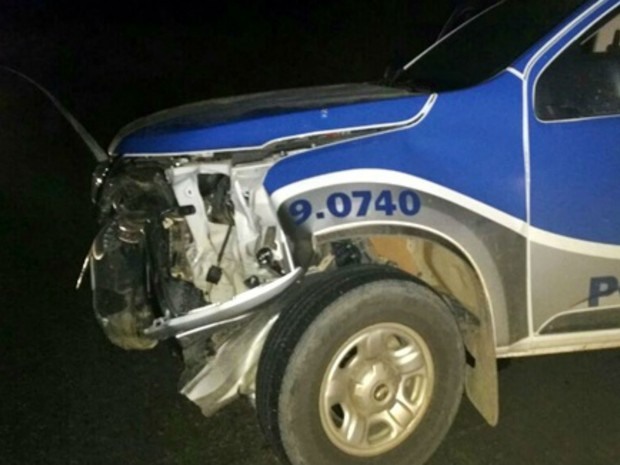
[536,9,620,121]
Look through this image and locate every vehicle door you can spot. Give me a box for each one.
[528,3,620,336]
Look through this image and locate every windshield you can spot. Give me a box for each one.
[394,0,589,91]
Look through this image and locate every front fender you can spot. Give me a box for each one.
[267,173,530,426]
[269,171,527,347]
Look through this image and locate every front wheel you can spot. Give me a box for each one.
[256,265,465,465]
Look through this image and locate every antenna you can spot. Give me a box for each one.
[0,65,108,162]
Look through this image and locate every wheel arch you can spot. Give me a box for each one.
[305,222,502,425]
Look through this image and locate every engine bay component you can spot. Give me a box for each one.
[90,222,156,350]
[144,267,303,340]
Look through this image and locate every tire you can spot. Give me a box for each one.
[256,264,465,465]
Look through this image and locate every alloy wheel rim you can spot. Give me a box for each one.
[318,322,434,457]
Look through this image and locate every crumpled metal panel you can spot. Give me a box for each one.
[180,308,279,417]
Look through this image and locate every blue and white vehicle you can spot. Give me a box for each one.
[84,1,620,464]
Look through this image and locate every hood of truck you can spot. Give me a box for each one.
[109,83,422,155]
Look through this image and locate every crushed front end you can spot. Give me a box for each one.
[87,151,302,412]
[83,83,414,415]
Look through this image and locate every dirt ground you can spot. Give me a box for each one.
[1,2,619,464]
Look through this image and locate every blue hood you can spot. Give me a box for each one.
[109,84,420,155]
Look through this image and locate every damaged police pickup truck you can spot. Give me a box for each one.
[75,0,620,464]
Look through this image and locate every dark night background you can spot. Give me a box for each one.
[1,1,619,464]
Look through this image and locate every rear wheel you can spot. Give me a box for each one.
[256,265,465,465]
